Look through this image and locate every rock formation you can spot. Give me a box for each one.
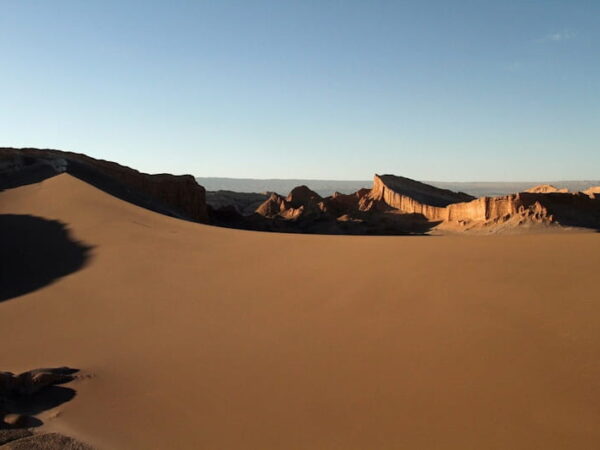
[0,367,77,398]
[369,174,475,208]
[583,186,600,198]
[256,186,326,220]
[0,367,91,449]
[206,190,269,215]
[526,184,569,194]
[241,174,600,234]
[0,148,208,223]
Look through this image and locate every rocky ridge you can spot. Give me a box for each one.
[212,174,600,234]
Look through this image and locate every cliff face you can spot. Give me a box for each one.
[442,195,553,230]
[365,175,600,230]
[370,174,475,208]
[443,194,548,222]
[250,174,600,234]
[0,148,209,223]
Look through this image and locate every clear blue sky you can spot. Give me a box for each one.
[1,1,598,181]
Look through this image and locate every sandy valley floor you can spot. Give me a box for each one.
[1,174,600,449]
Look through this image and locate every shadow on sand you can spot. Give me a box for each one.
[1,386,76,429]
[0,215,92,302]
[0,368,79,430]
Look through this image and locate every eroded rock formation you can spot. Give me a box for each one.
[526,184,569,194]
[219,174,600,234]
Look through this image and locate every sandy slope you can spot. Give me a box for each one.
[1,174,600,449]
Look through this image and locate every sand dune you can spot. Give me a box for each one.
[1,173,600,449]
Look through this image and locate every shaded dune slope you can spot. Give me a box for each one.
[0,147,208,222]
[1,174,600,449]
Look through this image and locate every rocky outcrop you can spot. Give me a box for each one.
[0,367,77,398]
[443,191,600,230]
[0,367,91,449]
[441,194,553,230]
[0,148,208,223]
[361,175,599,230]
[1,367,78,429]
[583,186,600,198]
[444,194,550,223]
[249,174,600,234]
[326,189,371,215]
[369,174,475,208]
[206,190,269,215]
[526,184,568,194]
[256,186,326,220]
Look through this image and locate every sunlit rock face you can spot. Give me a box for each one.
[251,173,600,233]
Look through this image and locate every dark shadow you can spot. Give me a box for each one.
[209,206,438,236]
[4,387,76,418]
[0,159,58,191]
[519,192,600,231]
[0,368,79,430]
[0,215,92,302]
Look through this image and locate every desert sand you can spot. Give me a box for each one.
[1,173,600,449]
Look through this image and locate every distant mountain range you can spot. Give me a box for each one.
[197,177,600,198]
